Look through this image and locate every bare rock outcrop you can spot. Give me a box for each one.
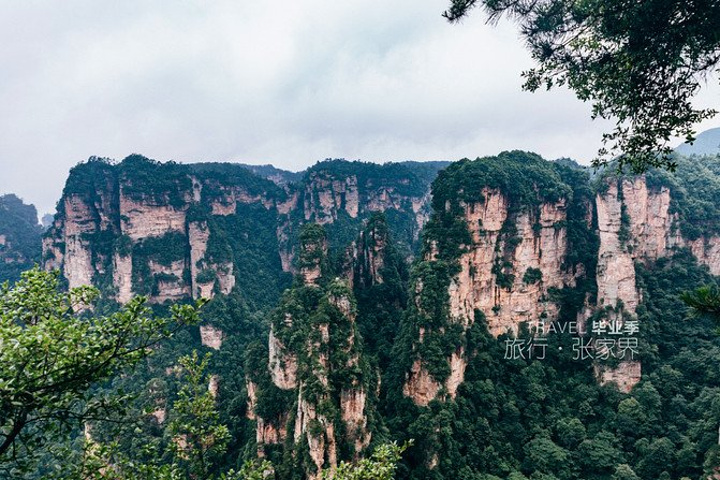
[594,361,641,394]
[45,156,437,307]
[593,177,683,391]
[403,359,441,407]
[268,326,298,390]
[60,196,97,289]
[248,226,371,479]
[595,181,640,312]
[200,325,224,350]
[689,237,720,276]
[119,193,187,241]
[304,174,359,224]
[448,190,572,336]
[112,252,133,304]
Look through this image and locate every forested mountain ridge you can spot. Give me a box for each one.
[0,194,43,283]
[676,127,720,156]
[36,152,720,479]
[42,155,444,309]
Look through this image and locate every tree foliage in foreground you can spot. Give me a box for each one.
[443,0,720,172]
[51,351,271,480]
[0,268,203,475]
[52,349,408,480]
[682,284,720,324]
[326,442,411,480]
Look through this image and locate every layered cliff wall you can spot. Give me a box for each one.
[246,225,371,480]
[43,156,442,306]
[43,157,278,305]
[44,153,720,404]
[400,152,720,407]
[35,152,720,480]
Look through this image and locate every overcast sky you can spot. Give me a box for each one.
[1,0,718,216]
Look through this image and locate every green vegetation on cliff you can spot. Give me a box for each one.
[23,152,720,480]
[245,224,374,479]
[0,194,42,284]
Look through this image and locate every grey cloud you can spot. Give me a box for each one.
[2,0,713,217]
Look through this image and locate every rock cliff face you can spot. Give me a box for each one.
[43,156,442,305]
[34,152,720,479]
[403,189,577,405]
[592,175,720,390]
[247,225,371,480]
[43,157,285,304]
[401,155,585,405]
[447,190,573,336]
[400,153,720,407]
[200,325,224,350]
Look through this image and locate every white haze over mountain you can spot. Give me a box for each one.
[676,127,720,156]
[0,0,717,216]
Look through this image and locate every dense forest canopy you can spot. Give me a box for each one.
[0,194,42,283]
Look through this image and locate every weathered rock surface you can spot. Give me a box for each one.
[268,326,298,390]
[448,190,572,336]
[200,325,224,350]
[403,359,441,407]
[248,226,371,479]
[594,361,642,393]
[45,157,437,303]
[404,171,720,405]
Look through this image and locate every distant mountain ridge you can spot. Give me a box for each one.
[675,126,720,156]
[0,194,43,283]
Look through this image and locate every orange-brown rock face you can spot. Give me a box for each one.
[402,359,441,407]
[43,157,290,304]
[188,221,234,299]
[112,252,133,304]
[403,188,576,406]
[304,173,359,224]
[247,225,371,479]
[148,259,190,303]
[294,396,338,479]
[340,388,371,455]
[245,379,288,453]
[448,189,573,337]
[60,195,97,290]
[45,157,437,305]
[596,181,639,312]
[689,237,720,276]
[268,325,298,390]
[402,165,720,406]
[298,168,433,250]
[200,325,224,350]
[593,177,687,391]
[119,193,187,241]
[621,179,681,259]
[188,221,211,299]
